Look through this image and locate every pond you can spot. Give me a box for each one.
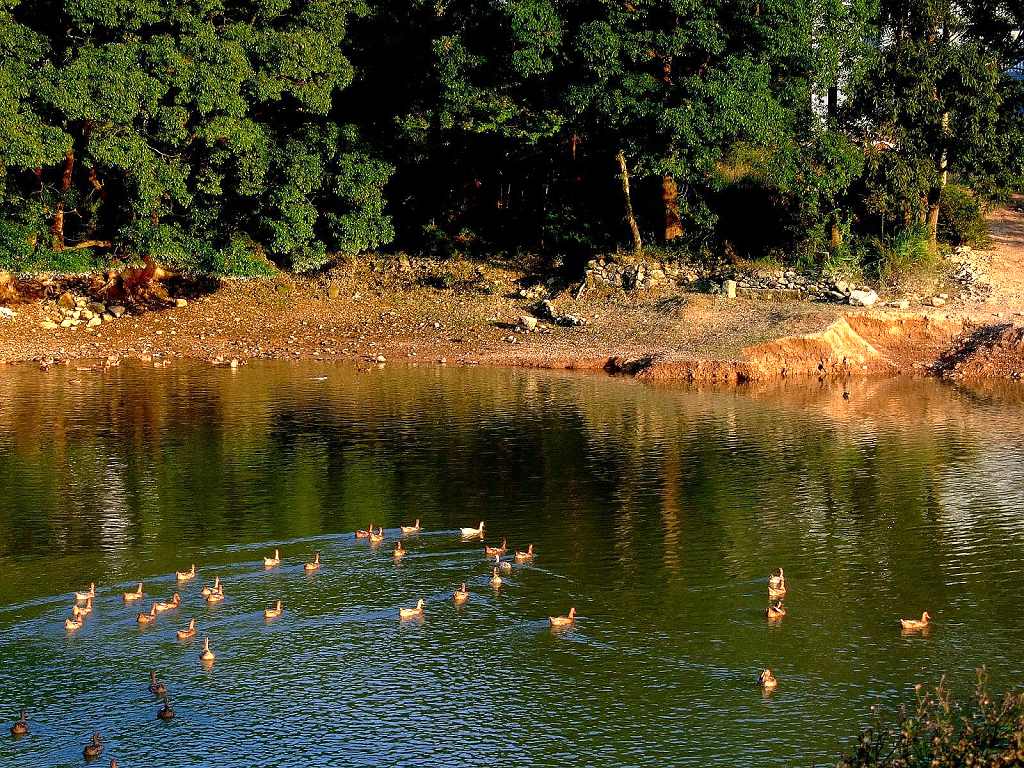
[1,362,1023,767]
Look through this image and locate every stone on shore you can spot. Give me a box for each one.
[848,289,878,307]
[58,291,76,310]
[724,279,737,299]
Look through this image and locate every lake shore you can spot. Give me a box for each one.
[2,206,1023,382]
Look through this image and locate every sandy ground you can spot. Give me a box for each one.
[1,204,1023,381]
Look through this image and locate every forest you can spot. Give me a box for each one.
[0,0,1022,278]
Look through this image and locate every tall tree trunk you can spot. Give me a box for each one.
[616,150,642,255]
[928,111,950,245]
[662,175,683,242]
[827,86,839,120]
[50,150,75,251]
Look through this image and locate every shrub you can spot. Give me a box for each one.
[866,225,937,288]
[838,670,1024,767]
[939,184,991,247]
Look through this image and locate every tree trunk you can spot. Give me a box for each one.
[827,87,839,120]
[51,150,75,251]
[662,175,683,242]
[616,150,642,255]
[928,111,950,245]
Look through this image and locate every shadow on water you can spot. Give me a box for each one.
[0,362,1023,766]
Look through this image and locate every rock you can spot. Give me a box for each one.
[397,255,412,272]
[834,279,850,295]
[723,279,737,299]
[87,302,106,315]
[87,316,102,328]
[175,298,188,308]
[107,305,125,318]
[327,282,340,300]
[375,354,386,363]
[895,299,910,310]
[41,320,59,330]
[80,309,93,320]
[928,296,946,307]
[0,306,14,320]
[75,297,87,308]
[848,289,879,307]
[103,313,114,322]
[58,291,76,310]
[519,315,538,331]
[60,317,74,328]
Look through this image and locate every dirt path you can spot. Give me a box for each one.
[978,199,1024,312]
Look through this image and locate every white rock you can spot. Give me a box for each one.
[723,279,737,299]
[0,306,15,320]
[520,315,538,331]
[175,298,188,308]
[848,289,879,307]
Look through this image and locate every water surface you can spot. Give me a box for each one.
[1,363,1023,767]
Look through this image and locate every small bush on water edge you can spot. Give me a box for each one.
[837,670,1024,767]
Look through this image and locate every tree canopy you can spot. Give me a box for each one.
[1,0,1021,275]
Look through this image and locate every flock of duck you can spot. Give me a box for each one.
[7,519,572,765]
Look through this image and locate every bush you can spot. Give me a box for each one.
[939,184,991,247]
[866,225,937,287]
[838,670,1024,767]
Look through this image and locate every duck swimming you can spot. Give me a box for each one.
[355,524,373,539]
[490,568,503,588]
[83,732,103,760]
[393,541,406,560]
[154,593,181,613]
[200,576,221,598]
[64,614,84,632]
[200,637,215,664]
[304,551,321,572]
[205,587,224,605]
[484,538,507,557]
[72,597,93,619]
[368,527,384,545]
[514,544,535,563]
[549,607,576,628]
[148,671,167,697]
[264,600,283,620]
[400,519,421,534]
[175,564,196,582]
[75,583,96,602]
[758,668,778,691]
[157,697,175,721]
[900,611,932,631]
[263,549,281,568]
[399,599,425,620]
[453,583,469,605]
[460,522,485,537]
[137,604,158,625]
[768,568,787,599]
[10,710,28,737]
[177,618,197,640]
[766,601,787,620]
[496,554,512,574]
[123,583,144,602]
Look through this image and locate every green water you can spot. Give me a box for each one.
[1,363,1023,767]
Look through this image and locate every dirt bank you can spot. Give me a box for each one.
[2,207,1024,383]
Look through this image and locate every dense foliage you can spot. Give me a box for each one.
[838,672,1024,767]
[1,0,1022,274]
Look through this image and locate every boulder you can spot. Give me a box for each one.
[723,279,737,299]
[519,315,538,332]
[848,289,879,307]
[58,291,76,310]
[175,298,188,308]
[41,320,59,330]
[109,305,127,318]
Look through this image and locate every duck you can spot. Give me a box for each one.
[496,554,512,574]
[768,568,787,599]
[758,668,779,691]
[900,611,932,631]
[83,732,103,760]
[264,600,283,620]
[460,521,485,537]
[355,524,373,539]
[73,597,94,619]
[368,527,384,545]
[484,538,507,557]
[75,583,96,602]
[399,599,425,620]
[199,637,215,664]
[205,587,224,605]
[154,593,181,613]
[148,671,167,697]
[200,576,221,598]
[65,614,84,632]
[123,582,144,602]
[10,710,28,737]
[400,519,421,534]
[157,697,175,721]
[176,617,197,641]
[514,544,535,563]
[766,601,787,620]
[304,551,321,572]
[453,583,469,605]
[137,604,158,625]
[263,549,281,568]
[549,607,576,628]
[393,541,406,560]
[490,567,502,588]
[175,564,196,582]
